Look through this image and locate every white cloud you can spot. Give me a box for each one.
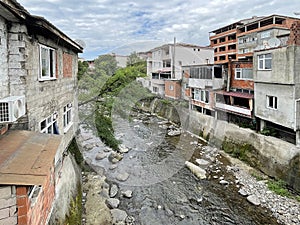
[17,0,300,59]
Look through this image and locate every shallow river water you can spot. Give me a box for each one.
[84,111,281,225]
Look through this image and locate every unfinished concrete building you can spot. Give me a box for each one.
[0,0,83,224]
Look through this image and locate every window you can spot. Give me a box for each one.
[169,85,174,91]
[40,114,59,134]
[193,89,209,103]
[153,86,158,93]
[28,185,42,207]
[190,67,212,79]
[63,103,73,132]
[258,53,272,70]
[267,96,277,109]
[235,68,253,80]
[39,45,56,80]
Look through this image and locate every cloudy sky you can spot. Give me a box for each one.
[18,0,299,60]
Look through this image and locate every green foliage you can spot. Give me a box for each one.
[250,172,264,181]
[77,61,89,81]
[222,139,257,166]
[65,184,82,225]
[267,179,291,197]
[95,110,120,150]
[127,51,145,67]
[260,127,278,137]
[94,54,118,77]
[67,138,84,165]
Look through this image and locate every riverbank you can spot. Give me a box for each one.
[77,110,299,225]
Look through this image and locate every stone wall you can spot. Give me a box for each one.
[0,186,17,225]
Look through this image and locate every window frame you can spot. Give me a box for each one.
[39,44,56,81]
[63,103,73,133]
[193,89,209,104]
[235,68,253,80]
[267,95,278,110]
[40,114,59,134]
[258,53,272,70]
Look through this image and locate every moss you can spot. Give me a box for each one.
[222,138,258,168]
[68,138,84,166]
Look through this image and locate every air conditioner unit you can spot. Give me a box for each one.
[0,96,26,123]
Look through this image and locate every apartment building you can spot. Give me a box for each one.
[253,21,300,145]
[0,0,82,224]
[182,65,224,116]
[210,15,300,123]
[147,43,213,99]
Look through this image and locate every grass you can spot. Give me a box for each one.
[267,179,291,197]
[64,184,82,225]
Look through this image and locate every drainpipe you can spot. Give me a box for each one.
[226,57,232,92]
[295,98,300,146]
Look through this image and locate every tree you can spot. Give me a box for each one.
[77,60,89,81]
[126,51,144,67]
[94,54,118,77]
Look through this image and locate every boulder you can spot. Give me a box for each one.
[185,161,206,179]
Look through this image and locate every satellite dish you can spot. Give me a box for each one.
[268,38,280,48]
[75,39,86,49]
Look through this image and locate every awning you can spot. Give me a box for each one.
[0,130,62,186]
[215,91,253,99]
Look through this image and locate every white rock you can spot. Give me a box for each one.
[122,190,133,198]
[95,152,107,160]
[110,209,128,224]
[247,195,260,206]
[110,184,118,198]
[116,172,129,181]
[219,180,229,185]
[106,198,120,209]
[185,161,206,179]
[195,158,210,166]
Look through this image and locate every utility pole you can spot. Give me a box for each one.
[172,37,176,79]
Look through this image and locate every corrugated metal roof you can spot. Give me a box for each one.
[0,130,62,186]
[215,91,254,99]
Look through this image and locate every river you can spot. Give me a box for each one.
[81,108,281,225]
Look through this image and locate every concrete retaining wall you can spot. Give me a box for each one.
[141,98,300,191]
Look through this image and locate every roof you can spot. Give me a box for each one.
[0,130,62,186]
[149,42,212,52]
[215,90,254,99]
[0,0,83,53]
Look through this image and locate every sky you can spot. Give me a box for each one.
[17,0,300,60]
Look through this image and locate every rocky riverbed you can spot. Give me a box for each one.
[77,111,300,225]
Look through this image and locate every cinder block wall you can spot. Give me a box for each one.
[0,186,17,225]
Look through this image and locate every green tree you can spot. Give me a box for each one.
[126,51,144,67]
[77,61,89,81]
[94,54,118,77]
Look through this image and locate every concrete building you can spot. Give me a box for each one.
[147,43,213,98]
[254,21,300,145]
[182,65,224,116]
[0,0,82,224]
[111,53,128,68]
[210,15,300,123]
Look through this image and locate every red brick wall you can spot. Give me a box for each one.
[165,80,181,99]
[63,53,73,78]
[230,62,254,90]
[27,168,55,225]
[16,167,55,225]
[16,187,29,225]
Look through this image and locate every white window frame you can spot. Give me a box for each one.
[63,103,73,133]
[235,68,253,80]
[39,44,56,81]
[169,84,174,91]
[40,113,58,134]
[28,185,42,207]
[193,89,209,104]
[258,53,272,70]
[260,31,271,39]
[267,95,277,110]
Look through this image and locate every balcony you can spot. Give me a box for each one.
[189,79,212,89]
[215,91,253,118]
[215,102,252,117]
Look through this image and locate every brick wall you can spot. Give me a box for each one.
[230,62,254,90]
[165,80,181,99]
[63,53,73,78]
[0,186,17,225]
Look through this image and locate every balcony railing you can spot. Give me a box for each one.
[215,102,252,117]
